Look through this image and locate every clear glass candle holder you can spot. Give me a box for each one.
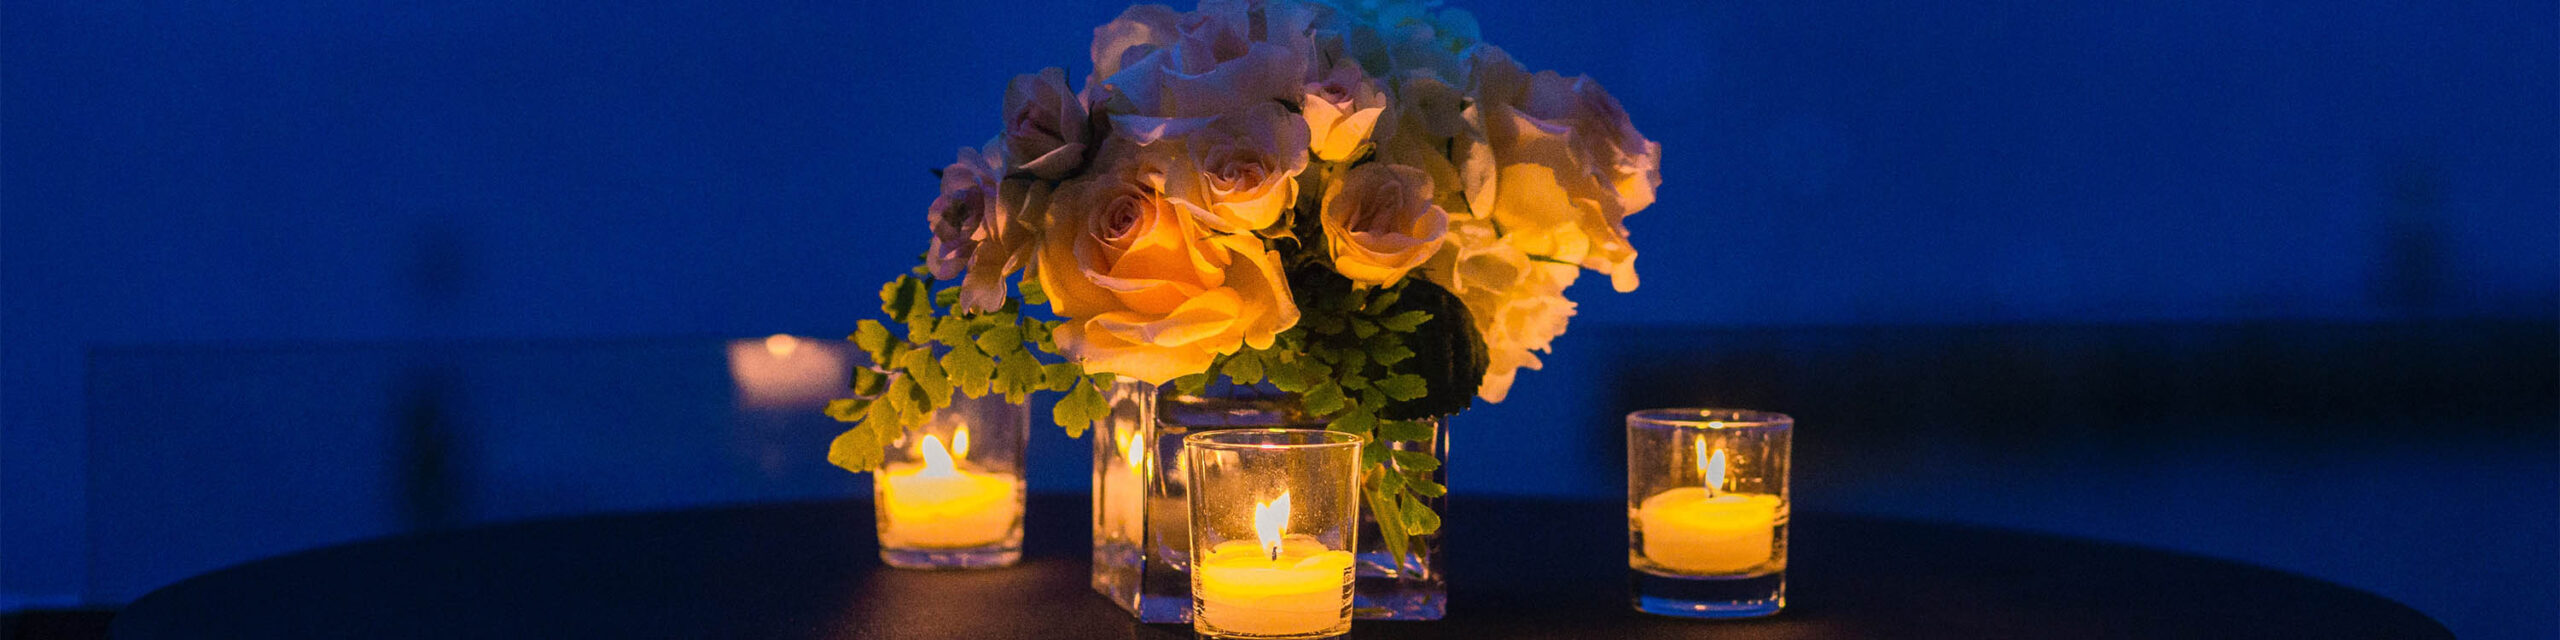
[1184,429,1363,640]
[1626,409,1792,618]
[872,392,1028,569]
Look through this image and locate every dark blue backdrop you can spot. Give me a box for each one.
[5,0,2552,636]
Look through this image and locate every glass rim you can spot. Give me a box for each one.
[1627,408,1793,430]
[1182,428,1366,451]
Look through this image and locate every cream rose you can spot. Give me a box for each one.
[1302,61,1386,162]
[1557,75,1661,217]
[1002,67,1091,179]
[1147,102,1311,234]
[1468,45,1653,292]
[1373,69,1493,216]
[1424,217,1580,403]
[1096,0,1313,119]
[1036,159,1298,385]
[925,142,1034,312]
[1321,163,1447,286]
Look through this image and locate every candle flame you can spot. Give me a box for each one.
[1119,430,1145,473]
[951,427,970,460]
[1253,492,1292,561]
[763,333,799,358]
[918,434,961,479]
[1699,441,1728,498]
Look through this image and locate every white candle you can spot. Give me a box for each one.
[878,431,1019,548]
[1638,446,1782,575]
[1194,493,1354,637]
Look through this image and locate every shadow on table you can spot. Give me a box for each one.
[0,609,116,640]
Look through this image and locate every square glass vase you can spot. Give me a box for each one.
[1091,380,1446,622]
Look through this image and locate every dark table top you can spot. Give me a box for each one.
[110,494,2449,639]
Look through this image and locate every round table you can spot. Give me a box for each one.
[111,495,2448,639]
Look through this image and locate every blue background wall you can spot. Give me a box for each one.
[5,0,2553,635]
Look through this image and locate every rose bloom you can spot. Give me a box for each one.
[1036,155,1297,385]
[1373,69,1493,217]
[1302,43,1386,162]
[1089,4,1183,90]
[1310,32,1392,163]
[1468,45,1659,293]
[1094,0,1314,119]
[926,142,1036,313]
[1002,67,1091,179]
[1147,102,1310,234]
[1321,163,1447,287]
[1425,217,1580,403]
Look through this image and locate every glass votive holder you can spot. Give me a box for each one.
[1626,409,1792,619]
[873,392,1028,569]
[1184,429,1364,640]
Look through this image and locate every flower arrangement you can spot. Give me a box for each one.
[829,0,1659,553]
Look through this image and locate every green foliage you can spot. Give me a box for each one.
[834,159,1505,565]
[826,270,1118,473]
[1051,373,1110,438]
[1208,260,1469,572]
[1389,450,1440,472]
[1373,279,1485,420]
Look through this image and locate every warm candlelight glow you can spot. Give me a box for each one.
[1185,429,1362,637]
[1196,489,1352,637]
[918,434,960,478]
[1641,441,1777,575]
[1628,410,1792,617]
[878,430,1019,552]
[952,427,971,460]
[1702,445,1727,497]
[728,334,847,408]
[1120,429,1145,473]
[1253,492,1292,560]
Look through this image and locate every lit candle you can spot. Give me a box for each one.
[1193,493,1355,637]
[1638,442,1783,575]
[1100,429,1148,544]
[726,334,849,409]
[877,429,1020,549]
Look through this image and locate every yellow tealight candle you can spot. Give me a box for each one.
[878,430,1020,548]
[1193,493,1355,637]
[1639,445,1782,575]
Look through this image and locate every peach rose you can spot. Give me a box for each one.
[1002,67,1091,179]
[1143,102,1311,234]
[1302,59,1385,162]
[1096,0,1313,119]
[1089,4,1182,90]
[925,142,1034,312]
[1321,163,1447,286]
[1036,158,1298,385]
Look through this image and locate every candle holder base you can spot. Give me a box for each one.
[879,545,1020,570]
[1351,562,1446,620]
[1193,628,1347,640]
[1630,569,1784,619]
